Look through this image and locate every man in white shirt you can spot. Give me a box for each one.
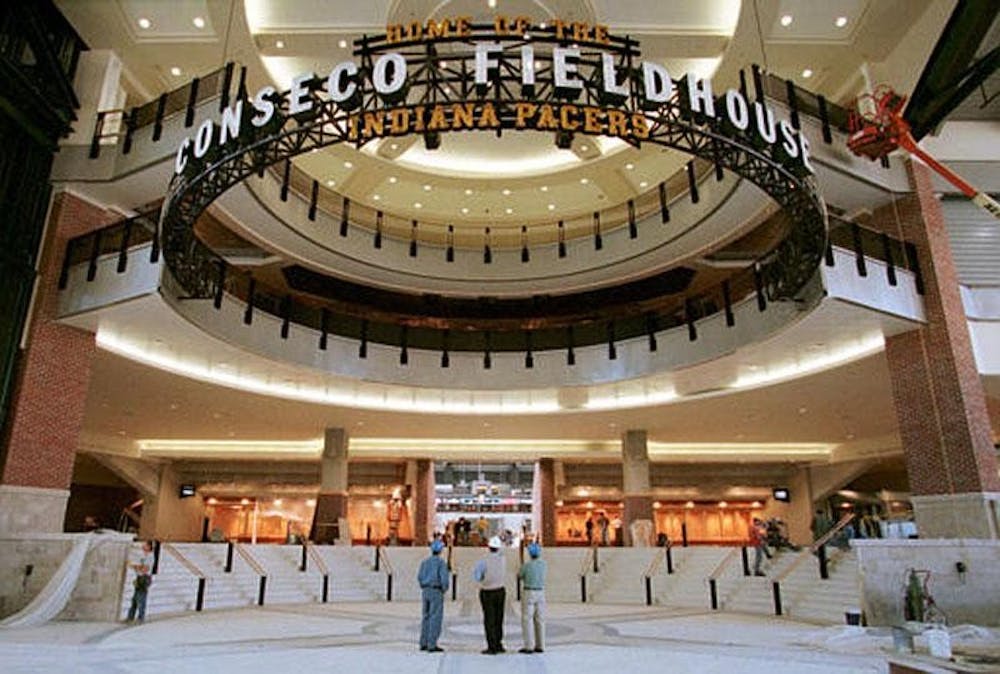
[472,536,506,654]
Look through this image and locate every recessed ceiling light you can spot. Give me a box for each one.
[388,176,398,184]
[343,161,353,168]
[547,204,555,210]
[390,143,398,150]
[502,188,511,195]
[505,207,513,214]
[539,185,548,192]
[414,202,423,209]
[138,17,151,29]
[440,60,450,69]
[579,178,589,184]
[338,39,348,48]
[372,194,381,201]
[835,16,848,28]
[464,188,473,195]
[170,66,182,76]
[802,68,813,78]
[639,181,648,188]
[488,0,497,8]
[780,14,793,27]
[539,22,547,29]
[423,184,432,191]
[275,39,285,49]
[192,16,205,29]
[461,207,469,214]
[326,179,336,187]
[580,145,589,151]
[625,163,635,170]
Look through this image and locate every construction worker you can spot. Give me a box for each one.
[417,539,449,652]
[472,535,506,654]
[518,542,546,654]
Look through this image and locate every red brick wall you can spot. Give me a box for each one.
[1,192,114,489]
[877,161,1000,495]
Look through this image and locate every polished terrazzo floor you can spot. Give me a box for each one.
[1,602,994,673]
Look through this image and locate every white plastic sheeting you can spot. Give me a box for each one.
[0,534,92,628]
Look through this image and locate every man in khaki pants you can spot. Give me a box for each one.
[518,542,546,653]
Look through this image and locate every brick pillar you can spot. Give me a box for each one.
[413,459,435,546]
[622,430,653,546]
[533,458,556,546]
[876,160,1000,538]
[311,427,349,543]
[0,192,115,534]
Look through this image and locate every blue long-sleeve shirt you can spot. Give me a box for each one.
[417,554,450,592]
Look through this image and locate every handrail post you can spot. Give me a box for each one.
[89,111,104,159]
[374,545,380,571]
[517,575,522,601]
[195,577,206,611]
[152,540,161,574]
[300,543,308,572]
[321,574,329,603]
[58,238,75,290]
[709,578,718,610]
[681,522,688,547]
[116,220,132,273]
[665,545,673,574]
[580,575,587,603]
[386,573,393,602]
[225,541,234,573]
[593,546,599,574]
[818,543,829,580]
[451,572,457,601]
[741,546,750,576]
[772,581,783,616]
[258,576,267,606]
[152,93,167,141]
[645,576,652,606]
[86,230,103,281]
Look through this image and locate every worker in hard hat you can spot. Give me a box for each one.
[417,538,450,652]
[472,535,507,654]
[518,541,546,654]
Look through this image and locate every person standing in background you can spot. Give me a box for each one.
[518,542,546,654]
[417,539,450,652]
[472,536,507,654]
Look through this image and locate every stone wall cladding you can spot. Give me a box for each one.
[2,192,116,490]
[875,161,1000,496]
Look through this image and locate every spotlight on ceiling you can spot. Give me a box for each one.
[780,15,793,27]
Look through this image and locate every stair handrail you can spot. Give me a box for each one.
[810,513,855,552]
[234,543,267,576]
[773,548,813,584]
[161,543,205,579]
[643,547,666,579]
[304,542,329,575]
[579,547,595,577]
[707,546,740,581]
[376,546,394,576]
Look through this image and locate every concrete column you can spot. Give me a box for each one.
[0,193,118,534]
[139,464,205,542]
[872,160,1000,538]
[621,430,653,546]
[311,428,349,543]
[533,458,556,546]
[412,459,435,545]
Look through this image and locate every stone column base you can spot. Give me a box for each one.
[911,492,1000,539]
[623,495,653,546]
[0,485,70,534]
[310,492,348,544]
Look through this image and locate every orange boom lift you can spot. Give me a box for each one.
[847,84,1000,219]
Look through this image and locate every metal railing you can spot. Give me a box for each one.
[160,542,208,612]
[89,62,237,159]
[642,548,667,606]
[231,543,268,606]
[304,542,331,603]
[375,546,394,601]
[579,548,595,603]
[706,547,741,610]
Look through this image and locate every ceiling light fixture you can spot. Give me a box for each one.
[802,68,813,78]
[639,181,648,188]
[372,194,381,201]
[580,178,589,184]
[505,207,513,214]
[138,17,151,29]
[580,145,589,151]
[390,143,398,150]
[338,39,348,48]
[547,204,555,210]
[835,16,848,28]
[275,39,285,49]
[170,67,182,76]
[388,176,398,183]
[326,179,335,187]
[192,16,205,29]
[780,14,793,27]
[464,188,473,195]
[488,0,497,8]
[461,207,469,214]
[502,188,511,195]
[414,202,423,209]
[423,184,432,191]
[343,161,353,168]
[539,185,548,192]
[625,163,634,170]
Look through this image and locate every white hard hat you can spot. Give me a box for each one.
[488,536,502,549]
